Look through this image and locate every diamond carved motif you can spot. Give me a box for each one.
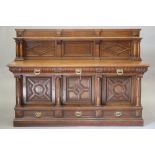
[107,77,131,102]
[26,77,51,101]
[66,77,92,102]
[25,41,55,57]
[101,41,131,57]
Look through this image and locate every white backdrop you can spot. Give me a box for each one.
[0,0,155,155]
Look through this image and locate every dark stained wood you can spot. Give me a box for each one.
[8,29,149,126]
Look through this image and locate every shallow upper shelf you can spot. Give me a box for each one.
[15,29,141,38]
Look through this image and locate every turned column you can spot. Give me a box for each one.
[55,75,63,117]
[94,40,100,59]
[15,75,22,107]
[55,40,62,57]
[132,40,141,60]
[15,39,20,60]
[19,39,24,59]
[15,39,24,60]
[135,76,141,107]
[55,75,62,106]
[95,75,102,106]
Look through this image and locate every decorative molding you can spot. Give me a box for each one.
[9,66,148,75]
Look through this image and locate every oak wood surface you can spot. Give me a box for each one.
[8,29,149,126]
[8,60,149,67]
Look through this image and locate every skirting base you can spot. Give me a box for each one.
[14,118,144,127]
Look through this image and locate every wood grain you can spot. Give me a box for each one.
[8,29,149,126]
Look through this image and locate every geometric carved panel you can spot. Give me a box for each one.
[66,77,92,102]
[107,77,131,102]
[63,41,93,57]
[100,41,131,57]
[25,41,55,57]
[26,77,52,102]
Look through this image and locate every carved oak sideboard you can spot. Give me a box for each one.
[8,29,149,126]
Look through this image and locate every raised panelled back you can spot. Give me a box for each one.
[15,29,141,60]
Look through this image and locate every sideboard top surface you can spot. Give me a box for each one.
[8,60,149,68]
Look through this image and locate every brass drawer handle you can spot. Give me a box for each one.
[116,69,123,75]
[75,111,82,117]
[75,69,82,75]
[34,69,41,75]
[34,112,42,118]
[114,111,122,117]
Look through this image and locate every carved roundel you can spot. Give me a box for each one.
[26,77,51,102]
[107,77,131,102]
[33,84,45,96]
[113,84,126,96]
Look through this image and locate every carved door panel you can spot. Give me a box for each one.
[23,76,53,104]
[103,77,132,104]
[62,76,94,104]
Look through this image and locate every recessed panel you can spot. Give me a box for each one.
[24,41,55,57]
[100,41,131,57]
[106,77,131,102]
[25,77,52,102]
[63,41,93,57]
[65,76,92,103]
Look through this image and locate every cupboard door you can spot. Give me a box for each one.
[23,77,53,104]
[104,77,132,104]
[62,76,94,104]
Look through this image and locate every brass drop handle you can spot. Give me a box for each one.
[34,112,42,118]
[114,111,122,117]
[116,69,123,75]
[75,68,82,80]
[75,111,82,117]
[34,69,41,75]
[75,69,82,75]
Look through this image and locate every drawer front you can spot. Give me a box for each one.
[103,110,140,118]
[24,111,54,119]
[63,110,96,118]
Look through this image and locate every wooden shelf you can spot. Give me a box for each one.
[8,60,149,68]
[14,37,141,41]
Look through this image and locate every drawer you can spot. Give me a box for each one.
[24,111,54,119]
[103,110,140,118]
[63,110,96,118]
